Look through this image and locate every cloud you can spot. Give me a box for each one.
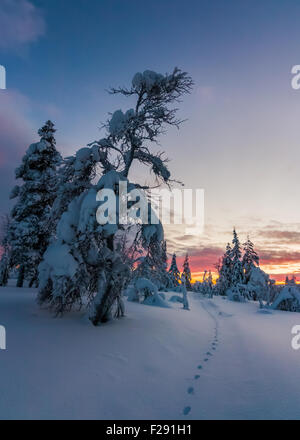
[257,229,300,244]
[169,244,223,271]
[197,86,215,103]
[259,249,300,265]
[0,89,35,213]
[0,0,45,50]
[164,220,300,282]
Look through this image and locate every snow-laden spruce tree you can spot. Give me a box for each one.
[226,229,246,301]
[195,270,214,297]
[8,121,62,287]
[38,68,193,325]
[246,265,271,307]
[134,254,152,281]
[168,253,181,287]
[134,238,169,289]
[225,228,245,300]
[242,237,259,283]
[230,229,243,286]
[148,239,171,288]
[0,215,11,286]
[48,144,102,236]
[215,243,232,295]
[205,270,213,297]
[271,278,300,312]
[159,240,171,288]
[181,253,192,290]
[181,276,190,310]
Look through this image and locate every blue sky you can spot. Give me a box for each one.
[2,0,300,279]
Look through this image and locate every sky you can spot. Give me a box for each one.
[1,0,300,281]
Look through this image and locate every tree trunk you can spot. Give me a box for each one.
[90,277,120,325]
[17,265,25,288]
[3,266,9,286]
[89,236,127,326]
[29,274,38,288]
[0,261,9,286]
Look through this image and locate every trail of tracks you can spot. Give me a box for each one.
[182,299,221,416]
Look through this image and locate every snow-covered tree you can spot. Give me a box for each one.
[128,277,170,306]
[38,68,193,325]
[242,236,259,283]
[168,253,181,287]
[134,255,151,280]
[181,276,190,310]
[8,121,62,287]
[159,240,170,287]
[216,230,272,304]
[197,270,214,297]
[0,215,11,286]
[133,239,170,289]
[216,243,232,295]
[271,281,300,312]
[48,145,101,235]
[244,265,271,306]
[149,238,171,289]
[230,228,243,287]
[181,253,192,290]
[207,270,213,297]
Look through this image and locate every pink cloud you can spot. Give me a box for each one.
[0,89,36,213]
[0,0,45,50]
[0,89,35,164]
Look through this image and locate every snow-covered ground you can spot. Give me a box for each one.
[1,285,300,419]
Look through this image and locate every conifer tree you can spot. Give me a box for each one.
[0,215,11,286]
[150,239,171,288]
[38,68,193,324]
[216,243,232,295]
[230,228,243,287]
[181,253,192,290]
[48,144,101,235]
[181,276,190,310]
[8,121,61,287]
[242,236,259,283]
[207,270,213,297]
[134,253,152,281]
[168,253,180,287]
[135,240,171,289]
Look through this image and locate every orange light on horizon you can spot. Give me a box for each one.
[191,267,300,285]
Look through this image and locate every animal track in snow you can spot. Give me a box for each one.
[183,406,191,415]
[182,299,223,417]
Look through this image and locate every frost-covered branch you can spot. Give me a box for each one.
[94,68,193,182]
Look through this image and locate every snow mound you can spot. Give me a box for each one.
[169,295,183,303]
[143,294,170,308]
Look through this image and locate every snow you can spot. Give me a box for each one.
[143,294,170,308]
[1,286,300,419]
[108,109,134,137]
[96,169,126,191]
[39,242,78,280]
[270,284,300,311]
[132,70,164,92]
